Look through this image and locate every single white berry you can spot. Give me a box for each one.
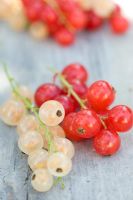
[49,125,66,138]
[31,169,53,192]
[0,99,26,126]
[54,137,75,159]
[28,149,49,171]
[17,114,39,136]
[18,131,43,155]
[12,85,34,103]
[40,125,65,150]
[92,0,115,18]
[29,22,49,40]
[47,152,72,177]
[39,100,65,126]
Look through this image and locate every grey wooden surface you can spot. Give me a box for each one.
[0,22,133,200]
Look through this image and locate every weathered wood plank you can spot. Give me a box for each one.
[0,23,133,200]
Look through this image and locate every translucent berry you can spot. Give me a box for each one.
[17,114,39,136]
[29,22,49,40]
[62,63,88,83]
[35,83,62,107]
[107,105,133,132]
[40,125,65,150]
[54,137,75,159]
[92,0,115,18]
[72,109,102,139]
[93,129,121,156]
[0,99,26,126]
[86,80,115,111]
[47,152,72,177]
[49,125,66,138]
[18,131,43,155]
[31,169,53,192]
[39,100,65,126]
[28,149,48,171]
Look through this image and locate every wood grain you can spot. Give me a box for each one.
[0,23,133,200]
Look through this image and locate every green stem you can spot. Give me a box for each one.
[58,73,86,109]
[3,64,54,152]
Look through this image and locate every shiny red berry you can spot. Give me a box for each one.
[72,109,102,139]
[86,10,103,30]
[34,83,62,107]
[93,129,121,156]
[54,95,76,115]
[54,28,75,46]
[41,5,58,25]
[68,9,87,30]
[25,1,43,22]
[86,80,115,111]
[110,15,129,34]
[62,63,88,83]
[67,79,87,98]
[107,105,133,132]
[62,113,82,141]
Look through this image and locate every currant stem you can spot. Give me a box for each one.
[3,64,54,152]
[57,73,86,109]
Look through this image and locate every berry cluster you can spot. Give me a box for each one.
[0,0,129,46]
[34,63,133,156]
[0,66,74,192]
[0,64,133,192]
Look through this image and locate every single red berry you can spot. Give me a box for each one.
[93,129,121,156]
[111,4,121,18]
[67,79,88,98]
[34,83,62,107]
[86,80,115,111]
[62,63,88,83]
[54,95,76,115]
[110,15,129,34]
[62,113,82,141]
[86,10,103,30]
[68,9,87,30]
[41,5,58,25]
[107,105,133,132]
[57,0,78,13]
[25,1,43,22]
[54,27,75,46]
[72,109,102,139]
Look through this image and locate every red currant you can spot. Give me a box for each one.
[93,129,121,156]
[54,95,76,115]
[62,113,82,141]
[72,109,102,139]
[110,15,129,34]
[107,105,133,132]
[34,83,62,107]
[54,27,75,46]
[86,80,115,111]
[66,79,87,98]
[57,0,78,13]
[68,9,87,30]
[86,10,103,30]
[25,1,43,22]
[41,5,58,25]
[62,63,88,83]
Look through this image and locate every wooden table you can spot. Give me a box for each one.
[0,23,133,200]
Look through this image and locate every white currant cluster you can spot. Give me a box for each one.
[0,68,75,192]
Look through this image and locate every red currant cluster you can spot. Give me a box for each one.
[35,63,133,156]
[20,0,129,45]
